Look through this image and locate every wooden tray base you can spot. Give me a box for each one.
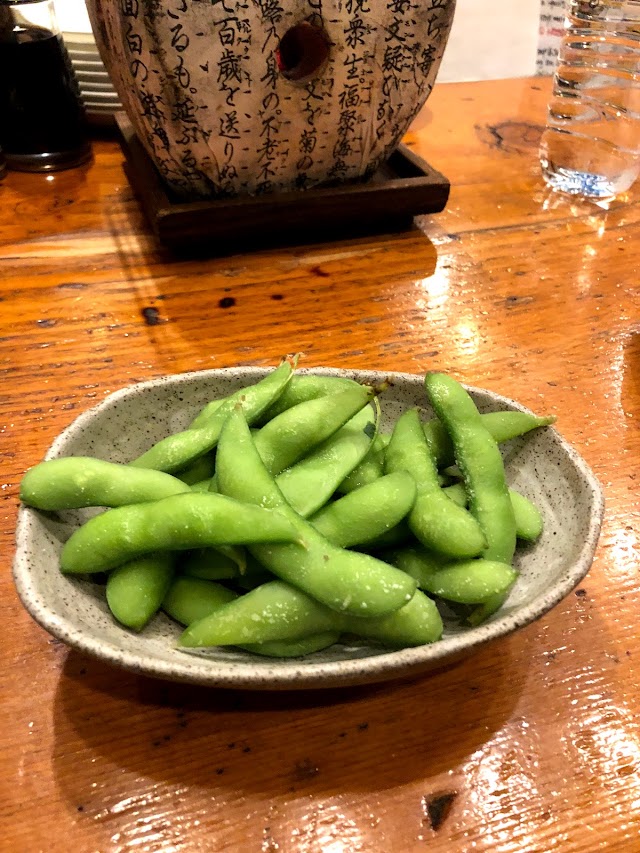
[115,113,450,253]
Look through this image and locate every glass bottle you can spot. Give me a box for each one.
[0,0,91,171]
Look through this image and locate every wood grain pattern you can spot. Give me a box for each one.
[2,77,639,853]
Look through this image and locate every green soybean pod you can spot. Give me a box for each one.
[253,384,376,476]
[179,579,345,646]
[175,454,216,486]
[165,577,339,656]
[241,633,341,657]
[384,546,451,588]
[387,547,516,604]
[309,471,417,549]
[106,552,175,630]
[425,373,516,565]
[424,410,557,470]
[385,408,486,559]
[358,520,413,551]
[507,489,544,542]
[179,578,442,649]
[178,547,245,581]
[216,408,417,617]
[420,560,516,604]
[275,404,377,518]
[444,483,544,541]
[130,359,295,473]
[257,374,360,424]
[337,433,389,494]
[189,478,213,493]
[343,588,442,647]
[60,492,301,575]
[188,358,298,431]
[20,457,191,510]
[163,576,238,626]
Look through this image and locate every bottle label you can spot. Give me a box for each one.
[537,0,565,74]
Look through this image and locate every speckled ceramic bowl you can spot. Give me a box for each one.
[13,368,604,690]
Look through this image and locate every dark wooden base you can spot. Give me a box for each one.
[115,113,450,253]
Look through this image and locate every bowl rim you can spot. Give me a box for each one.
[13,366,605,689]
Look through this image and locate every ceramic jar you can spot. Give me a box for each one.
[88,0,456,199]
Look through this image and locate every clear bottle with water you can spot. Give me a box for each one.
[540,0,640,199]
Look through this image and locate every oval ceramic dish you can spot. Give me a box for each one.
[13,367,604,690]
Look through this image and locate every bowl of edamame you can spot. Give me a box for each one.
[13,362,604,689]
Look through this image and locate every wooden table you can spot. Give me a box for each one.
[2,76,639,852]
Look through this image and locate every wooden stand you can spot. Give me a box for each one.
[115,113,450,253]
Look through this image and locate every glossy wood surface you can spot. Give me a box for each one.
[2,77,639,852]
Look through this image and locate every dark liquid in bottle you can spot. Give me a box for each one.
[0,29,90,169]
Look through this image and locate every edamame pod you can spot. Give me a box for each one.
[205,405,378,515]
[253,384,376,476]
[180,579,345,646]
[444,483,544,541]
[385,409,486,559]
[242,633,341,657]
[337,433,389,494]
[165,577,340,656]
[106,552,175,630]
[309,471,417,549]
[276,405,377,517]
[163,576,238,626]
[342,588,442,647]
[425,374,517,565]
[179,578,442,649]
[130,359,295,473]
[175,454,216,485]
[424,410,556,470]
[179,547,246,581]
[258,374,360,424]
[216,408,417,617]
[20,457,190,510]
[387,547,517,604]
[60,492,301,574]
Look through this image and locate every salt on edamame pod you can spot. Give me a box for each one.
[106,552,175,631]
[309,471,417,549]
[60,492,301,574]
[257,374,360,424]
[387,547,517,604]
[424,410,556,470]
[253,384,376,476]
[130,359,295,473]
[385,408,486,559]
[425,374,516,565]
[20,457,191,510]
[216,408,417,617]
[276,404,377,518]
[444,483,544,541]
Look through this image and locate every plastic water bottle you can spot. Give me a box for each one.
[540,0,640,200]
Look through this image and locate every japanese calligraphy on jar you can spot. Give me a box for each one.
[87,0,456,199]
